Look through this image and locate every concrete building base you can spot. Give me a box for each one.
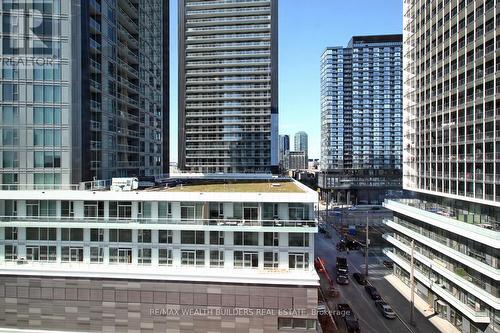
[0,276,317,333]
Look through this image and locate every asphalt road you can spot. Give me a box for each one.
[315,229,441,333]
[315,233,411,333]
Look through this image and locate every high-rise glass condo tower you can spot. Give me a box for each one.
[319,35,403,204]
[383,1,499,332]
[294,131,308,155]
[0,0,169,186]
[279,134,290,167]
[178,0,279,173]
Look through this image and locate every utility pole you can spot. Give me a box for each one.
[364,214,369,276]
[410,239,416,326]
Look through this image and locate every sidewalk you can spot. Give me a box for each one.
[375,274,460,333]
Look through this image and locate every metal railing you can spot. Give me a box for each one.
[0,216,317,228]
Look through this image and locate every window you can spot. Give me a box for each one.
[33,84,61,102]
[138,248,152,264]
[109,247,132,263]
[26,227,56,241]
[159,230,173,244]
[278,318,316,330]
[2,128,19,145]
[139,202,152,218]
[2,83,18,101]
[109,201,132,219]
[138,229,151,243]
[234,251,258,268]
[180,202,202,219]
[289,233,309,247]
[34,173,61,186]
[84,201,104,218]
[263,203,279,219]
[2,173,18,186]
[289,203,309,220]
[234,232,258,246]
[2,151,18,168]
[181,250,204,266]
[34,151,60,168]
[181,230,205,244]
[5,245,17,261]
[61,201,74,217]
[33,129,61,146]
[61,228,83,241]
[1,106,19,124]
[289,253,309,270]
[3,200,17,216]
[264,232,279,246]
[109,229,132,242]
[209,231,224,245]
[243,203,258,220]
[158,202,172,218]
[5,227,17,240]
[159,248,173,265]
[264,251,279,269]
[209,202,224,218]
[210,250,224,267]
[26,245,56,262]
[90,228,104,242]
[33,107,61,125]
[61,247,83,262]
[90,247,104,263]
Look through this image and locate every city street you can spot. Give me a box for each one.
[315,230,441,333]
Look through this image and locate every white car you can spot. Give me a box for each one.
[375,300,396,319]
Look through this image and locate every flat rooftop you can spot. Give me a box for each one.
[149,181,305,193]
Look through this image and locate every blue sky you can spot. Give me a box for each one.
[169,0,403,162]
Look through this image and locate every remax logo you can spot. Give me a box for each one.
[2,0,54,56]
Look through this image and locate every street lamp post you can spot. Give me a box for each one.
[410,239,416,326]
[365,214,369,276]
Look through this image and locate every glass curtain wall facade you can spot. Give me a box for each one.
[178,0,279,173]
[294,131,308,154]
[384,1,499,332]
[319,35,403,204]
[0,0,169,187]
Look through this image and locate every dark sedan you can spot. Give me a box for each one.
[336,274,349,285]
[365,285,381,300]
[352,272,367,285]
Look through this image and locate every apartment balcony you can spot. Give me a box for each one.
[89,38,101,53]
[90,140,102,150]
[186,7,270,19]
[117,7,138,34]
[383,221,498,281]
[90,100,102,112]
[89,17,101,33]
[117,161,140,168]
[116,144,140,153]
[383,234,499,310]
[89,79,102,92]
[119,0,139,19]
[90,120,101,131]
[0,216,317,232]
[89,59,101,72]
[383,200,499,244]
[383,248,492,324]
[89,0,101,14]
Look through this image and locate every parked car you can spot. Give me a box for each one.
[352,272,367,285]
[364,285,381,300]
[336,274,349,285]
[337,304,360,333]
[317,302,327,314]
[375,300,397,319]
[383,260,394,269]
